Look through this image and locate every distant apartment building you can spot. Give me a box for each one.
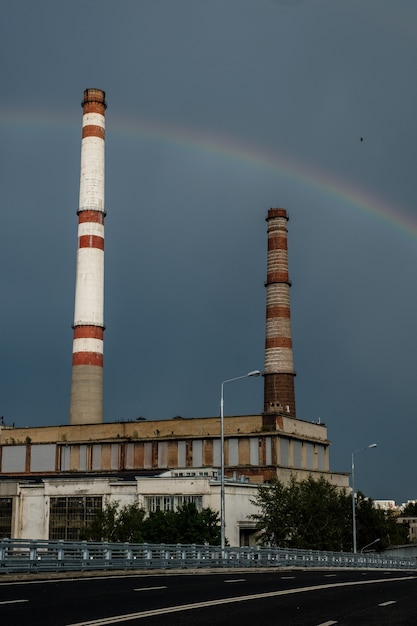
[397,517,417,544]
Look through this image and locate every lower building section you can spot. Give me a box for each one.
[0,414,349,546]
[0,473,262,547]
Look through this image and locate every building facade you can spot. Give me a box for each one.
[0,414,337,481]
[0,472,261,547]
[0,414,349,545]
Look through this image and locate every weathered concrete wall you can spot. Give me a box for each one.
[0,476,260,546]
[18,485,48,540]
[0,414,325,444]
[0,416,348,492]
[275,414,329,441]
[0,472,349,545]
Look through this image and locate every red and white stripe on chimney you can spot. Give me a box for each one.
[69,89,107,425]
[263,208,296,417]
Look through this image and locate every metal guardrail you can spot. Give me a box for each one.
[0,538,416,574]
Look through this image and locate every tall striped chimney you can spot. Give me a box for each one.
[263,208,296,417]
[69,88,107,425]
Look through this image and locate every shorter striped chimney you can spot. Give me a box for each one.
[69,88,107,425]
[263,208,296,417]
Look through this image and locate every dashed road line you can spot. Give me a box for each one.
[133,586,167,592]
[224,579,246,583]
[379,600,396,606]
[66,576,416,626]
[0,599,28,605]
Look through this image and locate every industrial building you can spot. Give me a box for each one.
[0,89,349,546]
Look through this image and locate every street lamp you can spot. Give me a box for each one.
[360,537,380,553]
[351,443,377,553]
[220,370,261,551]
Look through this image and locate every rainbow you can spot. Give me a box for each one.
[1,108,415,241]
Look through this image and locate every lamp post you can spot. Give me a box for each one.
[360,537,380,553]
[351,443,377,553]
[220,370,261,551]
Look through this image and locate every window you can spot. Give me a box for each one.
[144,495,203,513]
[280,438,290,466]
[305,443,314,469]
[30,444,56,472]
[176,495,202,511]
[228,439,239,466]
[177,441,186,467]
[192,440,202,467]
[49,496,102,540]
[0,498,12,538]
[1,446,26,472]
[249,438,259,465]
[265,437,272,466]
[158,442,168,468]
[59,445,70,471]
[293,441,302,468]
[317,445,326,471]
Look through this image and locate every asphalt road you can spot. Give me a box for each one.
[1,569,416,625]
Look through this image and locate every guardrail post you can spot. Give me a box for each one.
[0,539,7,561]
[81,540,89,568]
[57,540,65,564]
[124,542,132,562]
[104,541,111,562]
[29,540,38,568]
[143,543,151,568]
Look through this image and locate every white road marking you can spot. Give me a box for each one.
[224,579,246,583]
[317,621,338,626]
[134,586,167,592]
[281,576,296,579]
[324,574,337,577]
[66,575,416,626]
[0,599,28,605]
[379,600,396,606]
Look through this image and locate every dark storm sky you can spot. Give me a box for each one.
[1,0,416,504]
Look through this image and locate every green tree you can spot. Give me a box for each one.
[252,476,408,552]
[142,509,178,543]
[355,492,407,551]
[251,475,352,551]
[81,501,146,542]
[115,502,146,542]
[81,500,121,541]
[82,500,220,545]
[295,476,351,551]
[174,503,220,545]
[250,477,296,547]
[401,502,417,516]
[142,503,220,544]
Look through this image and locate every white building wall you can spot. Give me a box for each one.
[204,483,259,547]
[1,475,260,546]
[19,486,48,540]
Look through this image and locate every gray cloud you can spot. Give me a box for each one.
[0,0,416,503]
